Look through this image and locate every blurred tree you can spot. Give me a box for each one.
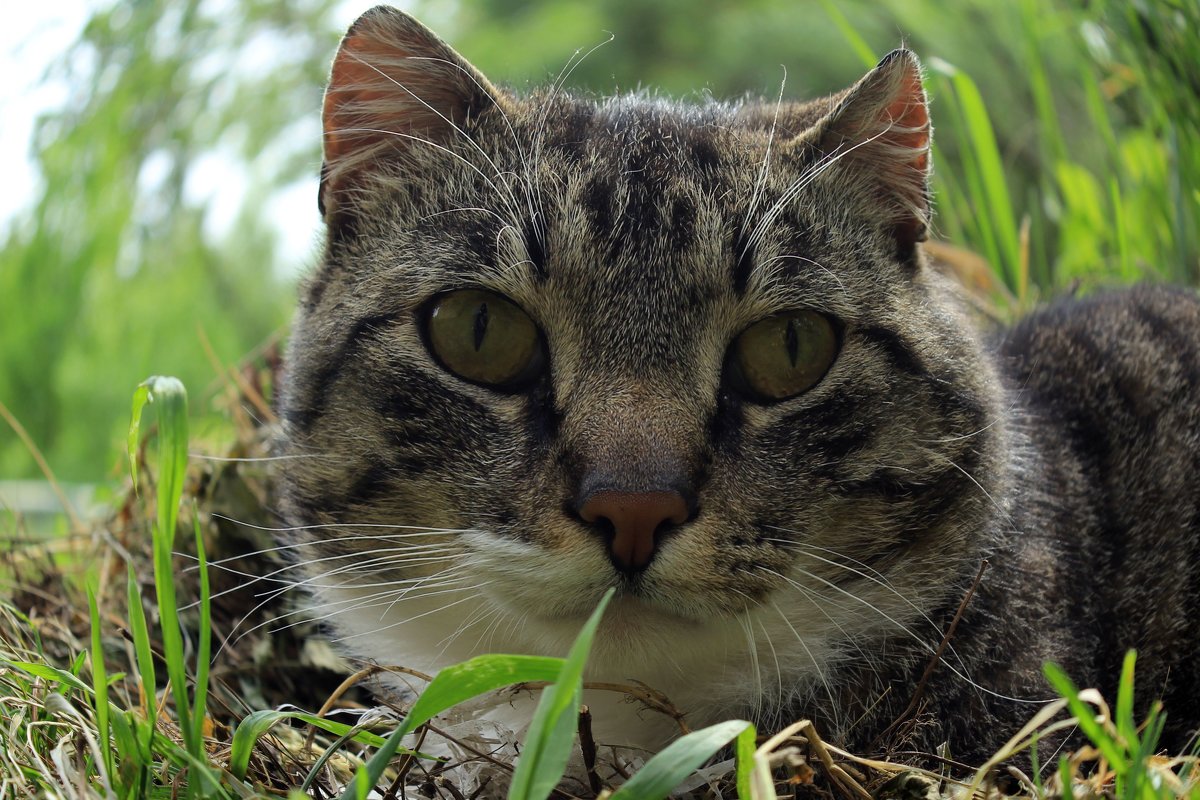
[0,0,342,481]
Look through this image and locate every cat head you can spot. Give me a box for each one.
[277,5,1006,725]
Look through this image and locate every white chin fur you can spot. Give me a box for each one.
[309,576,839,751]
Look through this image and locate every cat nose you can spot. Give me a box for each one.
[577,490,690,572]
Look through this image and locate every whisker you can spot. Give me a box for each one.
[764,565,1049,704]
[342,51,527,227]
[332,589,486,643]
[769,598,842,731]
[740,65,788,262]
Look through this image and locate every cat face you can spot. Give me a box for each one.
[277,6,1007,734]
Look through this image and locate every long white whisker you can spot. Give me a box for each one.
[765,565,1049,704]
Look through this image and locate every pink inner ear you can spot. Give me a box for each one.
[323,31,465,168]
[883,69,930,172]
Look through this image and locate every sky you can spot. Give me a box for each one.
[0,4,92,227]
[0,3,364,276]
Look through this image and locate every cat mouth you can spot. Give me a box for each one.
[532,584,709,629]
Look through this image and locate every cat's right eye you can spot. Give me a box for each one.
[728,310,839,401]
[425,289,545,389]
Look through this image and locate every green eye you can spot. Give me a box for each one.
[730,310,838,401]
[426,290,544,388]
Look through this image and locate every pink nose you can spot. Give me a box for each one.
[578,490,689,571]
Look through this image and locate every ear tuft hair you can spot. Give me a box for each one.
[319,6,507,225]
[803,49,932,257]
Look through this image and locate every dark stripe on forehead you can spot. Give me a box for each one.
[669,195,697,254]
[732,226,755,295]
[582,175,615,239]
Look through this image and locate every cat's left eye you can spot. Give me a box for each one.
[728,310,839,401]
[425,289,545,389]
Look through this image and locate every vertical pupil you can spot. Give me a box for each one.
[785,318,800,367]
[472,302,489,351]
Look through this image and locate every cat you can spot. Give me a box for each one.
[275,4,1200,770]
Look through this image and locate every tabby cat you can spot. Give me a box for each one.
[276,5,1200,766]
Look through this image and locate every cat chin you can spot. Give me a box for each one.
[311,579,843,750]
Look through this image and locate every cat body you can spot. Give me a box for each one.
[276,6,1200,765]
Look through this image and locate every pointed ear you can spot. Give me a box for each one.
[320,6,508,225]
[801,49,932,257]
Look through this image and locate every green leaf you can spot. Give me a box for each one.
[509,588,614,800]
[609,719,752,800]
[127,382,150,491]
[949,68,1020,286]
[734,722,757,800]
[191,511,212,749]
[136,376,199,768]
[337,653,565,799]
[1043,662,1126,770]
[230,709,391,780]
[126,563,157,757]
[508,686,582,800]
[1114,650,1138,749]
[143,375,188,548]
[814,0,876,68]
[87,585,114,782]
[3,659,93,694]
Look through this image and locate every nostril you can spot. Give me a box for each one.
[577,490,690,572]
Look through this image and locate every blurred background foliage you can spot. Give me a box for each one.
[1,0,1197,487]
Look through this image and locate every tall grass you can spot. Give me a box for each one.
[821,0,1199,312]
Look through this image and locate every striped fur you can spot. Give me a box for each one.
[275,6,1200,763]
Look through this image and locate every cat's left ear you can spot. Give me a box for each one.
[801,49,931,259]
[319,6,510,227]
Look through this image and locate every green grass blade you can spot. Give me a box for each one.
[508,686,583,800]
[107,709,141,798]
[1043,662,1126,770]
[814,0,876,68]
[508,588,614,800]
[3,659,94,693]
[1057,755,1072,798]
[126,563,157,754]
[950,69,1020,286]
[191,512,212,750]
[400,654,566,744]
[135,376,203,790]
[734,722,756,799]
[87,585,114,783]
[230,710,391,780]
[144,376,189,547]
[1114,650,1138,749]
[608,719,752,800]
[337,653,566,799]
[128,382,150,491]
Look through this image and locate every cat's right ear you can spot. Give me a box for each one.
[320,6,509,229]
[799,49,932,262]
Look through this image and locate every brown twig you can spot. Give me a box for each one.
[0,398,84,531]
[196,324,277,424]
[874,559,989,750]
[511,679,690,735]
[305,663,434,752]
[578,705,602,796]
